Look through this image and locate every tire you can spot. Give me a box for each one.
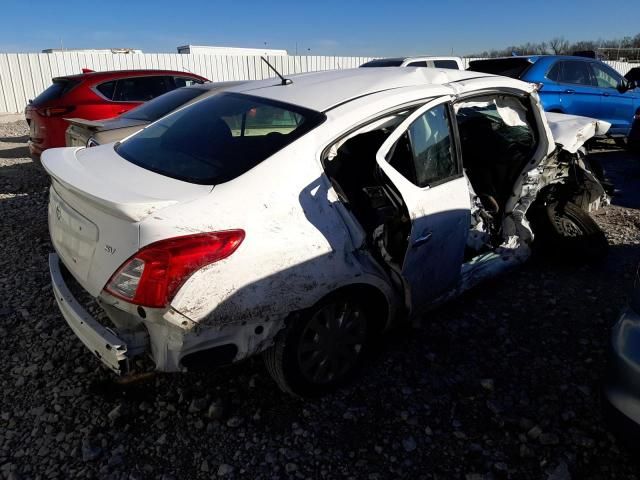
[530,201,608,262]
[264,292,374,397]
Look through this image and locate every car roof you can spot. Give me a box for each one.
[227,67,492,112]
[54,69,206,82]
[473,55,604,63]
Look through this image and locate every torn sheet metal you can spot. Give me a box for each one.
[545,111,611,154]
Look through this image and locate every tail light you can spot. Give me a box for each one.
[105,231,245,308]
[36,106,76,117]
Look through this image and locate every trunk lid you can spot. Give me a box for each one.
[43,145,213,296]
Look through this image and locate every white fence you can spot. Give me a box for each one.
[0,52,636,114]
[0,53,374,114]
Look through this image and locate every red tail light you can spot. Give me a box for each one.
[105,231,245,308]
[36,106,76,117]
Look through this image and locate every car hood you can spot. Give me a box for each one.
[544,111,611,154]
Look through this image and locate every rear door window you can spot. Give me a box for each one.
[556,61,594,86]
[116,93,325,184]
[388,103,458,187]
[407,61,428,67]
[113,76,172,102]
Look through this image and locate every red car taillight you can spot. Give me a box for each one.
[36,106,76,117]
[105,231,245,308]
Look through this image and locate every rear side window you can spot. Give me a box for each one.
[122,87,204,121]
[116,93,326,184]
[32,79,79,105]
[546,62,562,81]
[556,61,594,86]
[468,58,533,79]
[96,81,116,100]
[407,61,428,67]
[113,76,172,102]
[174,76,204,88]
[433,60,460,69]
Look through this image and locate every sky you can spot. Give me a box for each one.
[0,0,637,56]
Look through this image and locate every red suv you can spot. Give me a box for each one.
[25,69,208,158]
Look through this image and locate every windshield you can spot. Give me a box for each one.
[116,92,325,185]
[122,87,205,121]
[360,59,405,67]
[32,78,80,105]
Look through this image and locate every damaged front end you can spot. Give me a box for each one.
[437,100,611,302]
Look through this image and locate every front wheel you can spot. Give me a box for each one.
[529,201,608,262]
[264,293,372,397]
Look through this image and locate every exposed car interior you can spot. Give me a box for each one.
[323,93,539,269]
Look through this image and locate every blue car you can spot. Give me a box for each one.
[469,56,640,146]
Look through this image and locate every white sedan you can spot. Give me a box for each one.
[43,67,608,396]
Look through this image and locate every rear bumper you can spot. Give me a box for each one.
[49,253,131,374]
[604,306,640,441]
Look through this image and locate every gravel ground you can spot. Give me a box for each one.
[1,120,640,480]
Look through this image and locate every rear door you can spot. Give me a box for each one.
[375,97,470,311]
[108,75,174,115]
[589,61,634,135]
[551,60,603,118]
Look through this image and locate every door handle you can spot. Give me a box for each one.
[413,232,433,248]
[564,89,575,94]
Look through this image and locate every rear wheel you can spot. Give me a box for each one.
[264,292,373,397]
[530,201,608,262]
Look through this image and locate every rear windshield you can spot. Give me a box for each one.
[116,93,325,184]
[360,59,405,67]
[32,78,79,105]
[122,87,205,121]
[468,58,534,79]
[433,59,460,70]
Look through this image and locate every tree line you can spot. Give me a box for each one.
[469,33,640,59]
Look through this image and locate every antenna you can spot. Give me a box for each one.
[261,56,292,86]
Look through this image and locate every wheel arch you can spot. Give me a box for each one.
[300,282,396,334]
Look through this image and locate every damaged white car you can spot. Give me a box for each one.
[44,67,609,396]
